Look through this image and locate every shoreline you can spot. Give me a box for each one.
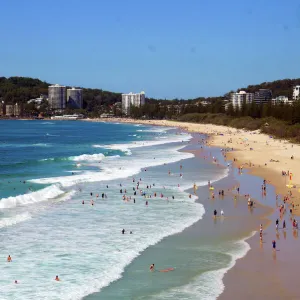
[84,117,300,216]
[84,133,271,300]
[85,118,300,299]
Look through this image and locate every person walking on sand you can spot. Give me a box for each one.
[213,209,217,218]
[221,210,224,216]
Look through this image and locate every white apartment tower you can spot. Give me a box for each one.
[67,87,83,109]
[48,84,66,110]
[230,91,254,109]
[293,85,300,100]
[122,91,145,115]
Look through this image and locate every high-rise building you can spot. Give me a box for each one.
[254,89,272,105]
[48,84,66,110]
[122,91,145,115]
[230,91,254,109]
[67,87,83,109]
[14,103,23,116]
[293,85,300,100]
[0,101,4,115]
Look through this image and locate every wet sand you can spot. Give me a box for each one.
[219,159,300,300]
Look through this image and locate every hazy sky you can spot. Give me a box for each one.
[1,0,300,98]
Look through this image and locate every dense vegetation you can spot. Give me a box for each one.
[0,77,122,113]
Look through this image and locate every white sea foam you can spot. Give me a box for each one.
[71,153,106,161]
[93,132,192,154]
[0,212,32,228]
[136,128,167,133]
[30,143,194,188]
[0,181,205,300]
[0,184,65,209]
[32,143,51,147]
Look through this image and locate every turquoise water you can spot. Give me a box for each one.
[0,120,249,300]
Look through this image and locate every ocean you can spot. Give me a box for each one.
[0,120,251,300]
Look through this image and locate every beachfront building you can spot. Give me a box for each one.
[48,84,66,110]
[293,85,300,101]
[230,91,254,109]
[254,89,272,105]
[122,91,146,115]
[0,101,5,115]
[14,103,23,116]
[5,104,14,116]
[272,96,292,105]
[67,87,83,109]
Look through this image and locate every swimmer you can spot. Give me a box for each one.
[55,275,60,281]
[7,255,12,262]
[14,280,18,284]
[150,264,155,271]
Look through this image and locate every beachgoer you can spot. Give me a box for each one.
[7,255,12,262]
[122,229,125,234]
[221,210,224,216]
[150,264,155,271]
[55,275,60,281]
[272,240,276,251]
[213,209,217,218]
[14,280,18,284]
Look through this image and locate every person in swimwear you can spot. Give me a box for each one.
[55,275,60,281]
[7,255,12,262]
[150,264,155,271]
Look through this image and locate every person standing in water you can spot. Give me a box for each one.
[150,264,155,271]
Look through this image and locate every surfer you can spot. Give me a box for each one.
[150,264,155,271]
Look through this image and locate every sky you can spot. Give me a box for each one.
[0,0,300,99]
